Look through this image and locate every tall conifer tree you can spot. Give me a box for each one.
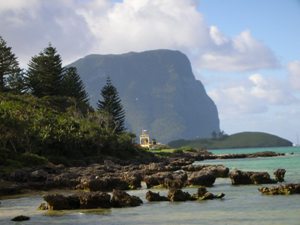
[97,77,125,133]
[27,44,63,97]
[62,67,89,103]
[0,36,21,92]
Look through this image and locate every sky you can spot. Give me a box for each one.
[1,0,300,143]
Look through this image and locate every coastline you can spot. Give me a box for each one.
[1,147,300,225]
[0,150,284,198]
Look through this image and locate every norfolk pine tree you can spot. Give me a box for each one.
[97,77,125,134]
[0,36,22,92]
[62,67,89,104]
[27,44,63,97]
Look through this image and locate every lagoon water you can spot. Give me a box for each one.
[1,147,300,225]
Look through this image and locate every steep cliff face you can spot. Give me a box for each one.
[69,49,220,143]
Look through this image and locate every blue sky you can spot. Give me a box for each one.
[200,0,300,64]
[197,0,300,143]
[1,0,300,143]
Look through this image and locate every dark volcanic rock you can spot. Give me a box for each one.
[184,165,229,178]
[79,177,130,192]
[146,191,169,202]
[259,184,300,195]
[122,171,142,189]
[43,192,111,210]
[111,189,143,207]
[43,194,80,210]
[0,181,21,196]
[187,171,216,187]
[229,170,276,185]
[69,49,220,143]
[30,169,48,182]
[195,186,225,200]
[167,189,195,201]
[274,169,286,182]
[78,192,111,209]
[144,171,187,189]
[217,151,284,160]
[11,215,30,221]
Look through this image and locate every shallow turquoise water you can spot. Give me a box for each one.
[0,147,300,225]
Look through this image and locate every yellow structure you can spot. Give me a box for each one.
[139,130,151,148]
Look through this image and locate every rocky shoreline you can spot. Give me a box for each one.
[0,150,284,197]
[0,150,291,214]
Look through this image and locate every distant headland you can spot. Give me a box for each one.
[168,131,293,149]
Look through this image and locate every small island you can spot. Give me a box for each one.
[168,132,292,149]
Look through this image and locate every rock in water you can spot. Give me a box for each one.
[43,192,111,210]
[274,169,286,182]
[43,194,80,210]
[11,215,30,221]
[259,184,300,195]
[146,191,169,202]
[167,189,195,201]
[111,189,143,207]
[229,170,276,185]
[69,49,220,143]
[195,186,225,200]
[78,192,111,209]
[187,171,216,187]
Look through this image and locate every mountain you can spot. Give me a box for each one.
[69,49,220,143]
[169,132,293,149]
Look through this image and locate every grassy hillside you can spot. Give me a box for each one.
[168,132,293,149]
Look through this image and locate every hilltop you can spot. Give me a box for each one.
[168,132,293,149]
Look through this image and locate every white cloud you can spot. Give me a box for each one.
[209,26,228,46]
[0,0,94,67]
[0,0,39,13]
[0,0,278,72]
[288,61,300,90]
[249,74,295,104]
[208,73,297,116]
[78,0,210,53]
[198,30,279,72]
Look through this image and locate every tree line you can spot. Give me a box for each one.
[0,36,125,134]
[0,36,133,167]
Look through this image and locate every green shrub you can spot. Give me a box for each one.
[177,146,196,152]
[19,152,48,167]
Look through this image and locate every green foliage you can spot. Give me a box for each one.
[62,67,89,104]
[0,93,141,167]
[19,153,48,167]
[169,132,293,149]
[27,44,64,97]
[6,69,26,94]
[97,77,125,134]
[0,36,22,92]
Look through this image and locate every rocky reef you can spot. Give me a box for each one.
[42,190,142,210]
[0,151,286,198]
[229,169,282,185]
[146,186,225,202]
[258,184,300,195]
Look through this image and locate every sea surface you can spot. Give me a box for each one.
[1,147,300,225]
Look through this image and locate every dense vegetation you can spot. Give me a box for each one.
[0,36,148,170]
[168,132,293,149]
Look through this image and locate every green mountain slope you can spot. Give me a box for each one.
[69,49,220,143]
[168,132,293,149]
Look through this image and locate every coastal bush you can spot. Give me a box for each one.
[0,93,142,167]
[19,153,48,167]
